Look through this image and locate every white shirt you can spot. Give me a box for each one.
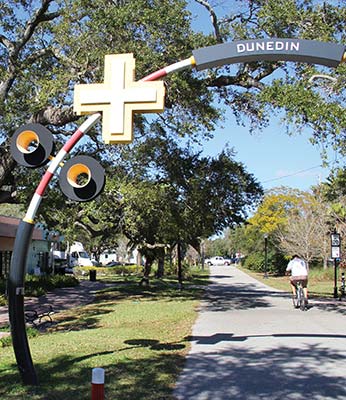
[286,257,308,277]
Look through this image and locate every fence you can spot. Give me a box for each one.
[0,251,12,277]
[0,251,50,277]
[38,252,49,274]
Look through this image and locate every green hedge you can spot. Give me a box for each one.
[25,275,79,296]
[0,275,79,304]
[161,261,194,279]
[243,253,264,272]
[243,251,287,276]
[74,264,141,277]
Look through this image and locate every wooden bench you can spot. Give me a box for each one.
[25,305,54,328]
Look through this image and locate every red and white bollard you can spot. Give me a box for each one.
[91,368,105,400]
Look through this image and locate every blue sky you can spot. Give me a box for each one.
[195,110,335,192]
[187,1,338,192]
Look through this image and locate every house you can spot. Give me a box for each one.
[0,215,49,275]
[99,250,118,265]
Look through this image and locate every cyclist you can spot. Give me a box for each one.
[286,254,309,305]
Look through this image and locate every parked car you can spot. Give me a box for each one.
[204,256,232,266]
[106,261,122,267]
[91,259,102,267]
[52,259,75,274]
[52,258,68,274]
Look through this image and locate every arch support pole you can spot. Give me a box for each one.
[8,220,38,385]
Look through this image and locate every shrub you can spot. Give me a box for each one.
[0,279,7,305]
[162,261,194,280]
[0,275,79,300]
[25,275,79,296]
[75,264,140,277]
[0,295,6,306]
[243,253,264,272]
[162,261,176,276]
[0,334,11,348]
[49,274,79,288]
[243,251,287,276]
[0,325,38,348]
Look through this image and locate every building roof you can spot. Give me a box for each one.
[0,215,44,240]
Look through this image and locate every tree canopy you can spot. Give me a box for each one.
[1,0,346,262]
[2,1,346,200]
[42,140,263,257]
[206,184,335,273]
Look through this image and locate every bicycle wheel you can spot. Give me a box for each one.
[299,287,306,311]
[296,289,302,309]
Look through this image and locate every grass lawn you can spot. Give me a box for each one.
[239,265,345,299]
[0,270,209,400]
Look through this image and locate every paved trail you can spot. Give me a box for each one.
[174,266,346,400]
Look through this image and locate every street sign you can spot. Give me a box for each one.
[331,233,341,247]
[331,232,341,259]
[332,246,340,259]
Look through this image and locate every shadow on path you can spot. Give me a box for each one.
[203,280,290,311]
[185,331,346,345]
[175,344,346,400]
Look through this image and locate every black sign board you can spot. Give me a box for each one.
[331,233,341,247]
[331,232,341,259]
[193,39,345,70]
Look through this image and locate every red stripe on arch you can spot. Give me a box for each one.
[141,69,167,82]
[63,129,84,153]
[36,171,53,196]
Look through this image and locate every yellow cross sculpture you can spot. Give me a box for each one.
[73,54,165,144]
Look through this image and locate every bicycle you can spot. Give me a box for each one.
[292,280,307,311]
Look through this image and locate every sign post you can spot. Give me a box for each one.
[263,234,268,279]
[331,231,341,298]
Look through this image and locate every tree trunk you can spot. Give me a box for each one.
[156,248,165,278]
[177,241,183,288]
[143,258,151,282]
[140,250,155,286]
[0,147,16,203]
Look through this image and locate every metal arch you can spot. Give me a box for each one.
[9,37,346,386]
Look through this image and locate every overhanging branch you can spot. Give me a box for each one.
[29,106,80,126]
[194,0,222,43]
[206,74,264,90]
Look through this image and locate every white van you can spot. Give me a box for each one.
[69,242,93,266]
